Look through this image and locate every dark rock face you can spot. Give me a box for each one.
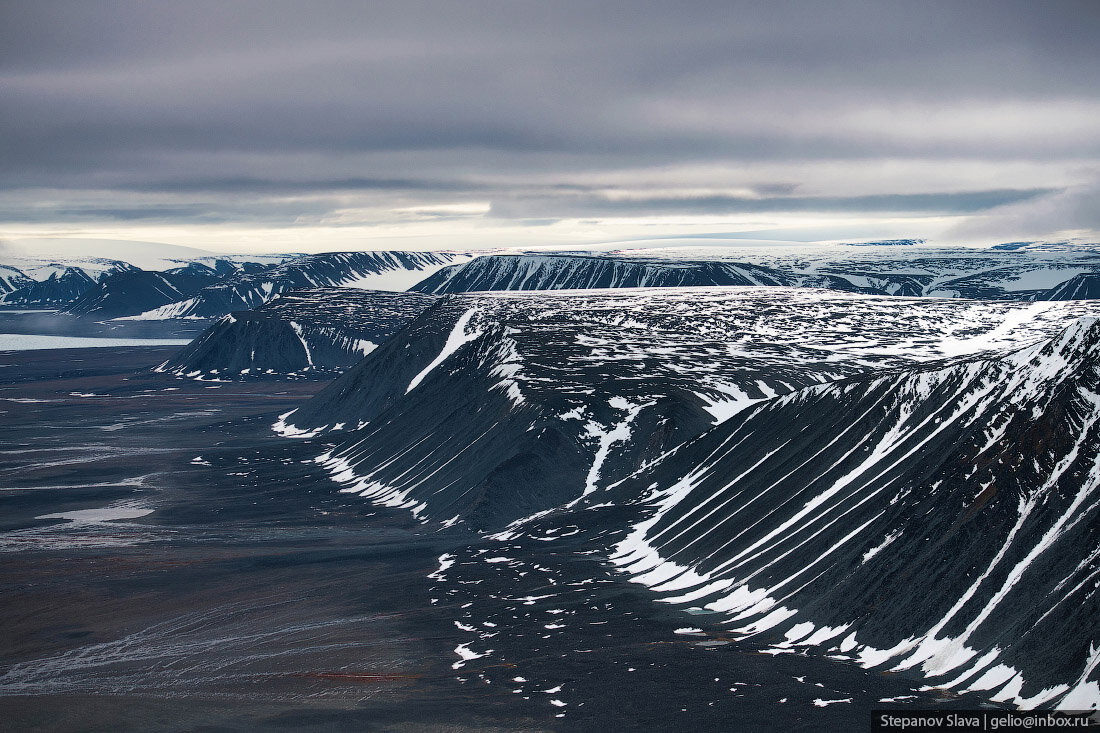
[0,267,97,307]
[277,287,1100,708]
[607,318,1100,709]
[411,254,792,294]
[161,262,225,292]
[1040,273,1100,300]
[159,288,437,379]
[151,251,459,318]
[409,250,1100,301]
[0,265,33,294]
[62,265,222,319]
[797,271,931,296]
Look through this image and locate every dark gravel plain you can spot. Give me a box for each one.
[0,347,994,732]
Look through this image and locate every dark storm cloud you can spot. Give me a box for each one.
[1,0,1098,230]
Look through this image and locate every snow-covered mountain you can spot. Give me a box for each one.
[279,288,1099,521]
[158,288,437,379]
[1043,273,1100,300]
[271,286,1100,710]
[61,263,224,319]
[718,242,1100,300]
[0,267,101,307]
[0,265,33,294]
[130,251,465,319]
[411,254,790,294]
[409,245,1100,300]
[0,249,466,317]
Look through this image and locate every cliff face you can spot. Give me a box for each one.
[1041,273,1100,301]
[411,254,792,294]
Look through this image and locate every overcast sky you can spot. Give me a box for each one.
[2,1,1098,252]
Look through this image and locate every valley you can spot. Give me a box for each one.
[0,348,997,731]
[3,244,1100,730]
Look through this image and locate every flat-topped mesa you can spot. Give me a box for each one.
[158,288,437,380]
[410,254,793,294]
[408,250,1100,300]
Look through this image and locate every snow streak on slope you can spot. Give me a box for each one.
[0,265,33,294]
[609,317,1100,710]
[406,308,482,393]
[411,254,788,294]
[0,267,98,307]
[279,288,1098,533]
[412,244,1100,301]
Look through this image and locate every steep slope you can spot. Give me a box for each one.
[279,288,1098,531]
[410,248,1100,300]
[0,267,98,307]
[0,265,33,295]
[924,265,1098,300]
[607,318,1100,710]
[158,288,437,379]
[794,271,930,296]
[1041,273,1100,301]
[62,264,222,319]
[410,254,791,294]
[134,251,462,319]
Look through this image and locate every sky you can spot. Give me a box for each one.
[1,1,1099,253]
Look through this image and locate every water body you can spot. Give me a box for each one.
[0,334,192,350]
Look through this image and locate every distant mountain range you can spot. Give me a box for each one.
[124,251,458,320]
[2,243,1100,322]
[413,247,1100,300]
[1,266,101,307]
[0,250,465,318]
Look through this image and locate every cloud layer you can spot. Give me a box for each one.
[2,1,1098,248]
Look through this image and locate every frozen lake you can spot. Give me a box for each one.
[0,333,192,351]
